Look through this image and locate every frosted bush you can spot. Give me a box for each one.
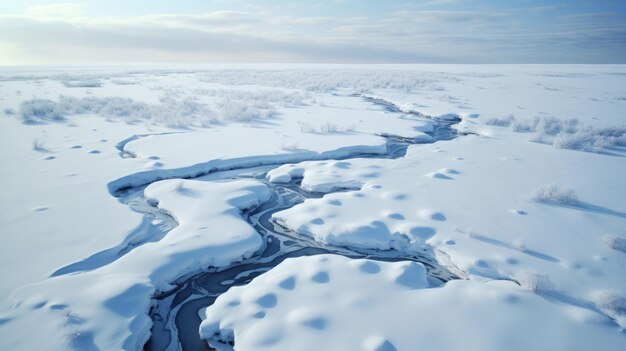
[299,121,348,133]
[537,117,576,135]
[506,116,625,153]
[111,79,139,85]
[192,88,305,109]
[512,117,540,132]
[593,291,626,321]
[550,126,625,151]
[32,137,46,152]
[553,131,611,151]
[19,99,64,123]
[3,107,16,115]
[318,121,339,133]
[218,100,266,122]
[531,184,579,205]
[515,271,554,292]
[198,69,441,93]
[17,90,292,127]
[602,234,626,253]
[484,114,515,127]
[62,79,102,88]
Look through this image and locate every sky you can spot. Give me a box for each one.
[0,0,624,65]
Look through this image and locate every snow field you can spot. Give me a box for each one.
[0,65,625,350]
[270,131,626,326]
[201,254,626,351]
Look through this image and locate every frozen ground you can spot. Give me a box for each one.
[0,65,625,350]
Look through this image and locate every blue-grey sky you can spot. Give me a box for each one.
[0,0,624,65]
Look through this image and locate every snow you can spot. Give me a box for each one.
[201,254,626,351]
[0,65,625,350]
[117,92,434,176]
[2,179,271,350]
[270,131,626,323]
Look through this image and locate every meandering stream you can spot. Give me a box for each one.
[110,97,463,351]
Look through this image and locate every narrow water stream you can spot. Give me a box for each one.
[110,97,463,351]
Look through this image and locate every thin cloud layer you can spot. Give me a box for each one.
[0,1,624,64]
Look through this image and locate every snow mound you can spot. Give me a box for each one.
[270,134,626,320]
[3,179,271,351]
[201,255,626,351]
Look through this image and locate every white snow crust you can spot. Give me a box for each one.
[201,254,626,351]
[0,65,624,350]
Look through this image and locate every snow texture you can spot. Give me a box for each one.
[201,255,626,351]
[0,65,625,350]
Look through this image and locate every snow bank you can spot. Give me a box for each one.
[2,179,271,350]
[271,132,626,321]
[201,255,626,351]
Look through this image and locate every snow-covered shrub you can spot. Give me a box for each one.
[549,125,626,152]
[318,121,339,133]
[553,131,609,151]
[507,116,625,153]
[531,184,579,205]
[537,117,578,136]
[198,69,441,93]
[32,137,46,152]
[512,117,540,133]
[111,79,139,85]
[19,99,64,123]
[62,79,102,88]
[298,122,316,133]
[484,114,515,127]
[515,271,554,292]
[217,100,266,122]
[101,97,152,121]
[602,234,626,253]
[16,90,289,127]
[512,116,578,135]
[593,291,626,321]
[4,107,16,115]
[298,121,347,133]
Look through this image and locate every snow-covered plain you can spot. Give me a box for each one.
[0,65,625,350]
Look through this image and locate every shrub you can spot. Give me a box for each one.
[484,114,515,127]
[19,99,64,123]
[602,234,626,253]
[62,79,102,88]
[318,121,339,133]
[502,115,625,153]
[298,121,346,133]
[593,291,626,320]
[531,184,579,205]
[15,91,289,127]
[515,271,554,292]
[32,137,47,152]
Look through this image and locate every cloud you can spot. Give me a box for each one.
[0,5,624,64]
